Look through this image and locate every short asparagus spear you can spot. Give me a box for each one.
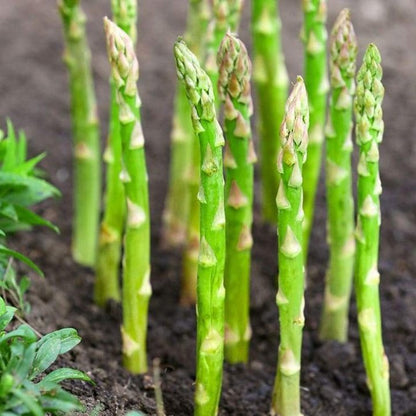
[58,0,101,267]
[354,44,390,416]
[301,0,329,258]
[174,40,226,416]
[95,0,138,307]
[217,33,254,364]
[163,0,211,249]
[320,9,357,342]
[271,77,309,416]
[104,18,151,374]
[252,0,289,224]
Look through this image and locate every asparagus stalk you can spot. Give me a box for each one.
[179,0,212,305]
[180,0,244,304]
[271,77,309,416]
[104,18,151,374]
[205,0,245,103]
[319,9,357,342]
[58,0,101,267]
[251,0,289,224]
[354,44,390,416]
[95,0,138,307]
[217,33,254,364]
[301,0,328,258]
[174,40,226,415]
[163,0,211,249]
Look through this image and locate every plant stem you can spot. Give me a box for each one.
[163,0,211,249]
[354,44,390,416]
[104,18,151,374]
[205,0,245,104]
[58,0,101,267]
[319,9,357,342]
[251,0,288,224]
[95,0,138,307]
[271,77,309,416]
[217,33,254,364]
[174,40,226,416]
[301,0,328,259]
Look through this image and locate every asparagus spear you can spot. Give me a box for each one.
[217,33,254,364]
[271,77,309,416]
[251,0,289,224]
[180,0,244,305]
[319,9,357,342]
[205,0,245,103]
[58,0,101,267]
[354,44,390,416]
[163,0,211,249]
[95,0,138,307]
[301,0,328,258]
[104,18,151,374]
[174,40,226,416]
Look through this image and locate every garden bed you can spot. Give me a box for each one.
[1,0,415,414]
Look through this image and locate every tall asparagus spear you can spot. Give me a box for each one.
[178,0,212,305]
[174,40,226,416]
[301,0,328,258]
[58,0,101,267]
[319,9,357,342]
[217,33,254,364]
[354,44,390,416]
[252,0,289,224]
[163,0,211,249]
[271,77,309,416]
[95,0,138,307]
[180,0,244,305]
[104,18,151,374]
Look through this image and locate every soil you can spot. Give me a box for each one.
[0,0,415,415]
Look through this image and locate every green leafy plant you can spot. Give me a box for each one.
[0,121,59,315]
[0,296,91,415]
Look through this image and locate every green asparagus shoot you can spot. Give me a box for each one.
[354,44,391,416]
[301,0,329,258]
[95,0,138,308]
[58,0,101,267]
[163,0,211,249]
[251,0,289,224]
[320,9,357,342]
[271,76,308,416]
[174,39,226,416]
[217,33,255,364]
[104,17,151,374]
[205,0,244,104]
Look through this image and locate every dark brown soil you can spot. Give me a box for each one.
[1,0,415,415]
